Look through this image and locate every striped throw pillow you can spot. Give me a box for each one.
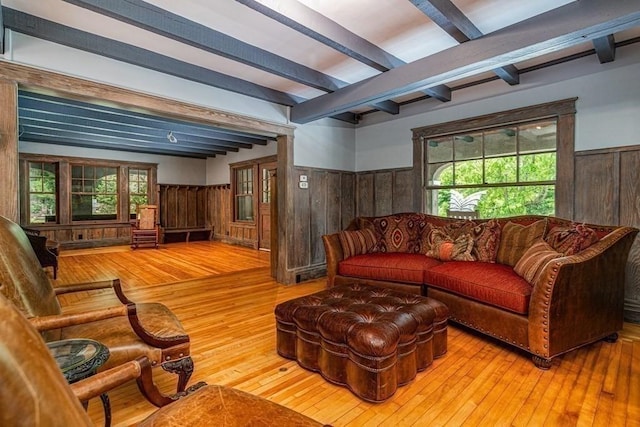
[496,219,547,266]
[514,240,563,285]
[338,228,378,259]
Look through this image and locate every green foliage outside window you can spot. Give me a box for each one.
[427,120,557,219]
[29,162,57,223]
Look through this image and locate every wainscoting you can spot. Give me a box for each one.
[574,146,640,322]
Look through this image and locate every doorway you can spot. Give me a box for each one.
[258,161,276,251]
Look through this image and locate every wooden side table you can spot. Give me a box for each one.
[47,339,111,427]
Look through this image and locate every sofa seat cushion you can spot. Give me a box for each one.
[424,261,532,314]
[339,253,442,284]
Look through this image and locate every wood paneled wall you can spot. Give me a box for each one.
[355,168,415,217]
[207,184,231,240]
[574,146,640,322]
[158,184,209,230]
[287,167,355,281]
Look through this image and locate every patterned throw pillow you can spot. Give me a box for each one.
[337,228,378,259]
[496,219,547,267]
[545,223,599,255]
[372,214,425,253]
[469,219,502,263]
[514,240,563,285]
[426,228,475,261]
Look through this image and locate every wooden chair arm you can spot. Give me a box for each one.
[70,356,206,407]
[54,278,134,304]
[125,305,190,348]
[28,305,129,331]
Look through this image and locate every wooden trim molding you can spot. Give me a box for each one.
[0,60,295,138]
[0,80,19,221]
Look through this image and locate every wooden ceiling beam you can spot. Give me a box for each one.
[237,0,449,108]
[291,0,640,123]
[593,34,616,63]
[61,0,397,117]
[409,0,520,85]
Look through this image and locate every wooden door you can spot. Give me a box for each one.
[258,162,276,250]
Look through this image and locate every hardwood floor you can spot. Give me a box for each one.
[53,241,640,427]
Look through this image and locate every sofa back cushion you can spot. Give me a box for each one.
[545,223,599,255]
[338,228,378,259]
[370,213,428,253]
[514,240,563,284]
[496,219,547,266]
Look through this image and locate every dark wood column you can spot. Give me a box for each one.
[0,80,19,222]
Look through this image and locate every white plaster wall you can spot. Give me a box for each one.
[20,141,207,185]
[355,44,640,171]
[293,118,356,171]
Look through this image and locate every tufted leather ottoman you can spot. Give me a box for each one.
[275,283,448,402]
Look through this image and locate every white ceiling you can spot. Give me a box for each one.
[2,0,640,156]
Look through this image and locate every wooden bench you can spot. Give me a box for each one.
[162,227,212,243]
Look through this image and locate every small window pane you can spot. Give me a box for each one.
[454,133,482,161]
[520,121,557,153]
[484,128,517,157]
[426,137,453,164]
[485,157,517,184]
[454,160,483,185]
[520,153,556,182]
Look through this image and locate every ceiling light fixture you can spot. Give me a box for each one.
[167,131,178,143]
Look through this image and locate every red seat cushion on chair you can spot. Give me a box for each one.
[339,253,442,284]
[424,261,532,314]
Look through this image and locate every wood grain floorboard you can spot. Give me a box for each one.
[50,241,640,427]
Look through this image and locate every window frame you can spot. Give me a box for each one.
[412,98,576,219]
[232,164,257,223]
[19,154,157,225]
[26,161,58,224]
[424,120,558,218]
[70,163,120,222]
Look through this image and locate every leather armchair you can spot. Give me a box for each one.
[0,215,193,393]
[0,292,325,427]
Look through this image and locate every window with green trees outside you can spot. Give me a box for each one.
[71,165,118,221]
[28,161,57,223]
[425,120,557,218]
[129,168,149,218]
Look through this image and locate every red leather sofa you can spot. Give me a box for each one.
[322,213,638,368]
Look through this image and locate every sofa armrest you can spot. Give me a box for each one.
[322,233,345,288]
[528,227,638,358]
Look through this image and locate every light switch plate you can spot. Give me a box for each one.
[299,175,308,182]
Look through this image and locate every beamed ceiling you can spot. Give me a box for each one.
[1,0,640,158]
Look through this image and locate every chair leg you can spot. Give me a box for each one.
[161,356,194,393]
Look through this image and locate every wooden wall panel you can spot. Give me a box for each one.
[285,166,356,274]
[393,169,415,213]
[208,184,231,239]
[374,172,393,216]
[574,153,617,224]
[310,170,328,265]
[357,173,375,217]
[356,168,415,218]
[326,172,342,234]
[291,168,311,269]
[341,173,356,229]
[574,146,640,323]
